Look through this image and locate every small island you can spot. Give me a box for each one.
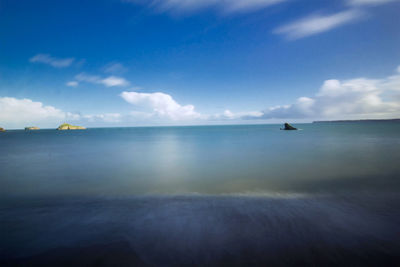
[0,127,5,132]
[57,123,86,130]
[25,126,40,130]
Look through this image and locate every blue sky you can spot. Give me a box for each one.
[1,0,400,128]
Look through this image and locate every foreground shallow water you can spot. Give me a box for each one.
[1,194,400,266]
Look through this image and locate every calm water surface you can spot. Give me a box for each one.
[1,123,400,266]
[1,122,400,196]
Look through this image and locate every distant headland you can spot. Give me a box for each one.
[313,119,400,123]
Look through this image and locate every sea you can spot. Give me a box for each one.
[1,122,400,266]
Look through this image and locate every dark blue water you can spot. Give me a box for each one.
[1,123,400,265]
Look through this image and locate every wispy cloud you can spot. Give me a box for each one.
[347,0,399,6]
[102,76,130,87]
[103,62,127,74]
[66,81,79,87]
[274,10,363,40]
[75,73,130,87]
[274,0,399,40]
[124,0,287,14]
[29,54,75,68]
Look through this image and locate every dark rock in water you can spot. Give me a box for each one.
[0,127,5,132]
[281,123,297,130]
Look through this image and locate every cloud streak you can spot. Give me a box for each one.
[274,0,399,40]
[126,0,397,40]
[30,54,75,68]
[274,10,363,39]
[103,62,127,74]
[75,73,130,87]
[347,0,399,6]
[125,0,287,14]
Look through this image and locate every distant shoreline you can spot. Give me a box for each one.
[313,119,400,123]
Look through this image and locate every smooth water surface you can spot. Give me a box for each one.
[1,123,400,197]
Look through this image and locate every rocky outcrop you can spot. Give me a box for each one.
[281,123,297,130]
[57,123,86,130]
[25,126,40,130]
[0,127,5,132]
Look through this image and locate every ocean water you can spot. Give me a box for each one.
[2,122,400,196]
[1,123,400,265]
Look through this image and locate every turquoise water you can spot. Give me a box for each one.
[1,122,400,197]
[1,122,400,265]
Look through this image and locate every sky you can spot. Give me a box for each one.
[0,0,400,128]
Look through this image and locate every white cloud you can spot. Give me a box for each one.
[120,91,201,120]
[66,81,79,87]
[348,0,399,6]
[274,10,363,39]
[75,73,130,87]
[0,97,77,128]
[29,54,75,68]
[125,0,286,14]
[101,76,130,87]
[248,67,400,120]
[0,97,126,128]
